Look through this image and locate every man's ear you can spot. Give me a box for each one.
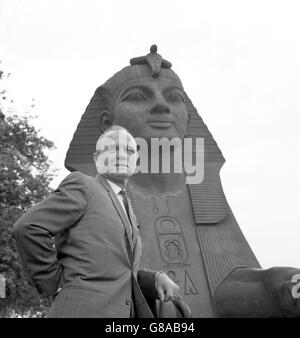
[93,152,97,164]
[100,110,113,131]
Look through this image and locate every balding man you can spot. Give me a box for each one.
[12,126,181,318]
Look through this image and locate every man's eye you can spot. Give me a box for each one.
[122,91,146,102]
[105,146,116,153]
[166,92,185,103]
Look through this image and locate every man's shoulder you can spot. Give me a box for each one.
[58,171,97,189]
[55,172,109,201]
[65,170,92,181]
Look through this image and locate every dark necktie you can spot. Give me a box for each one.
[119,189,134,236]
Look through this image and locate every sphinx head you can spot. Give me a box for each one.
[94,45,189,141]
[65,46,224,176]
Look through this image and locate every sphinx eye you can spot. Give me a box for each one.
[121,91,146,102]
[127,147,136,155]
[166,92,185,103]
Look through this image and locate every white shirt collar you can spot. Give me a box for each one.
[106,178,123,196]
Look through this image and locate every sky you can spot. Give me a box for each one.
[1,0,300,268]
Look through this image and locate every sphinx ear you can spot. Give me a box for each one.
[100,110,113,131]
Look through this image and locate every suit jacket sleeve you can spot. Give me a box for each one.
[137,269,160,299]
[12,171,88,298]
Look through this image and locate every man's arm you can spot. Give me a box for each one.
[12,171,88,298]
[137,270,192,317]
[137,269,159,299]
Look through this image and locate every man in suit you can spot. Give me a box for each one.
[12,125,180,317]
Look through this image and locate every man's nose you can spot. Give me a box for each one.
[150,94,170,114]
[116,148,127,160]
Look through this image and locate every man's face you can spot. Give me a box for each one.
[111,77,189,141]
[94,129,138,181]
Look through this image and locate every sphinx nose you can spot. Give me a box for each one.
[150,103,170,114]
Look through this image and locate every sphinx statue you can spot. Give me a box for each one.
[65,45,300,317]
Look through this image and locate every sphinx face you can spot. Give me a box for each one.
[111,77,189,141]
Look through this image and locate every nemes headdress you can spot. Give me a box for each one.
[65,45,228,224]
[102,45,183,96]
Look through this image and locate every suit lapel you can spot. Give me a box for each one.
[109,191,134,254]
[128,200,138,248]
[96,175,134,256]
[125,187,140,262]
[133,235,142,271]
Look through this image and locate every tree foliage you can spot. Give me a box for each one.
[0,68,56,317]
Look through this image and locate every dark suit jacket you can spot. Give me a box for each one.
[12,172,158,317]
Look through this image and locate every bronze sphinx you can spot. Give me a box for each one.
[65,45,300,317]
